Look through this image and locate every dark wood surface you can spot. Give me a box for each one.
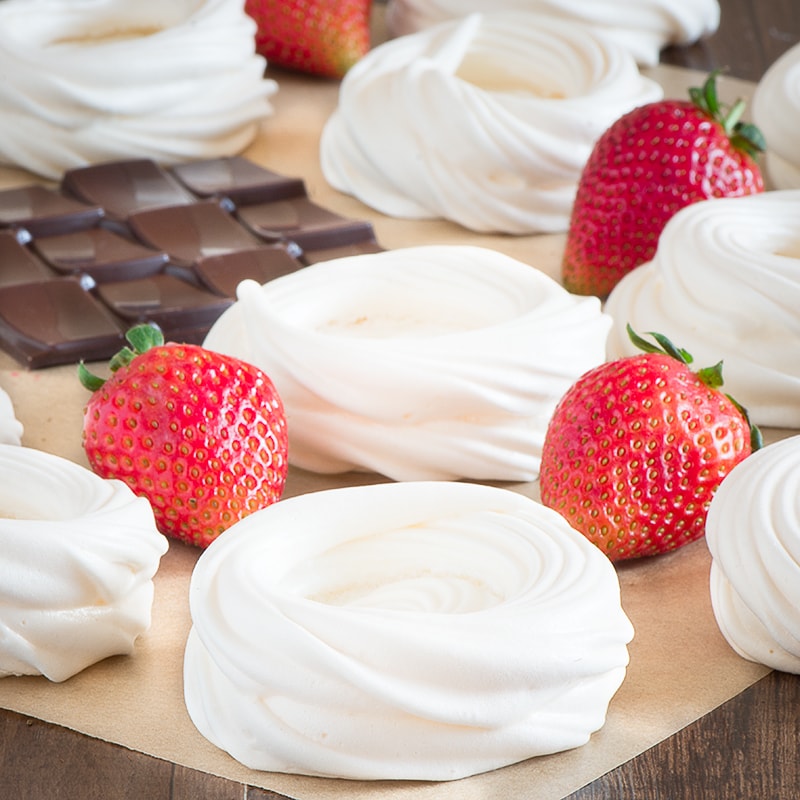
[661,0,799,81]
[2,2,800,798]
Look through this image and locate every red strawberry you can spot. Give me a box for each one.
[79,325,288,549]
[245,0,372,79]
[538,326,760,561]
[562,72,765,297]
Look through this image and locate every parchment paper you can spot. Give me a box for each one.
[0,22,779,799]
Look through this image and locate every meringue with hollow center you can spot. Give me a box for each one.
[604,191,800,429]
[384,0,720,66]
[706,435,800,673]
[0,444,168,682]
[183,481,633,781]
[752,41,800,190]
[0,0,276,180]
[320,12,662,234]
[203,245,611,481]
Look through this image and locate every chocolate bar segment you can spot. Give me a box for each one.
[236,196,378,250]
[94,273,233,335]
[0,278,125,368]
[194,246,305,298]
[0,231,56,286]
[170,156,306,205]
[32,227,169,282]
[0,185,104,237]
[63,159,196,221]
[128,200,260,266]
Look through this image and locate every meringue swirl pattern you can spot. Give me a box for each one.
[184,481,633,781]
[604,191,800,429]
[203,245,611,481]
[320,13,662,234]
[753,42,800,190]
[0,445,168,682]
[385,0,720,67]
[0,387,22,446]
[706,436,800,673]
[0,0,276,180]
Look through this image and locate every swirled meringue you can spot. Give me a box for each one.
[184,481,633,781]
[320,13,662,234]
[706,436,800,673]
[384,0,720,67]
[0,444,168,682]
[0,387,22,446]
[604,191,800,429]
[753,42,800,190]
[203,245,611,481]
[0,0,276,180]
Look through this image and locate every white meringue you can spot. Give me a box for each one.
[0,0,276,180]
[320,13,662,234]
[604,191,800,429]
[184,481,633,781]
[0,387,22,446]
[385,0,720,67]
[0,444,168,682]
[753,42,800,190]
[203,245,611,481]
[707,435,800,673]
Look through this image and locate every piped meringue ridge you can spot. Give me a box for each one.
[184,481,633,781]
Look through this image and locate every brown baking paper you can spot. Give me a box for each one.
[0,36,778,800]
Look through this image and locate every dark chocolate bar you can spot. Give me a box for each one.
[0,155,384,369]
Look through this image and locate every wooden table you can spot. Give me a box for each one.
[2,1,799,798]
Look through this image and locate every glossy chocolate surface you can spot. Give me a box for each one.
[0,278,125,368]
[128,200,260,266]
[0,230,56,286]
[0,185,104,237]
[32,227,169,281]
[0,156,383,369]
[194,246,305,298]
[170,156,306,205]
[63,159,195,221]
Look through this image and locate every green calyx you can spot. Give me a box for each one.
[688,70,766,158]
[78,323,164,391]
[626,324,762,451]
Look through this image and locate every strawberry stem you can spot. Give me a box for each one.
[78,323,164,391]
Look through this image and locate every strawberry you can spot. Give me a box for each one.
[245,0,372,79]
[538,326,761,561]
[562,72,765,297]
[79,325,288,549]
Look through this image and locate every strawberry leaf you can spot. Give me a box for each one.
[77,361,106,392]
[726,393,763,452]
[78,323,164,392]
[696,361,724,389]
[626,324,693,365]
[126,323,164,354]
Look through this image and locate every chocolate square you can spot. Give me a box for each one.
[170,156,306,205]
[94,273,233,335]
[0,278,125,368]
[128,200,260,266]
[236,196,377,251]
[63,159,196,221]
[0,231,56,287]
[0,185,104,237]
[193,246,305,298]
[32,227,169,282]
